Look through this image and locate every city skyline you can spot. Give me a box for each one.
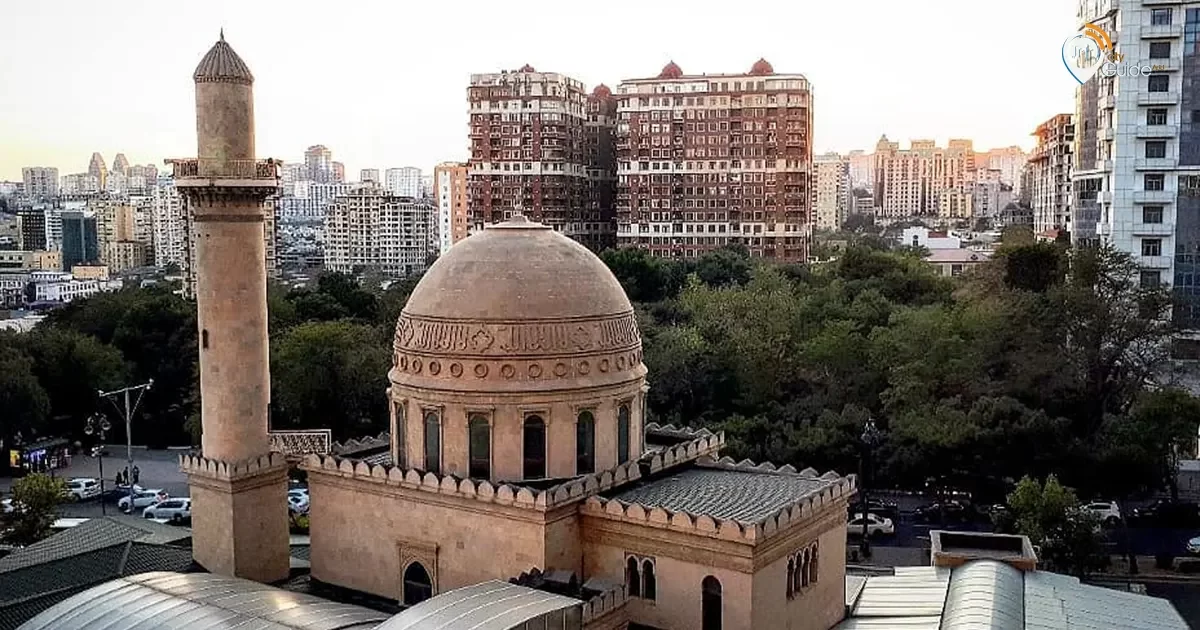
[1,0,1078,180]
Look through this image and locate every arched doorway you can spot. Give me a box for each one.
[403,562,433,606]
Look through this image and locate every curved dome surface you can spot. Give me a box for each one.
[392,216,643,392]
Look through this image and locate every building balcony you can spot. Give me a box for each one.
[1098,127,1115,141]
[1137,123,1179,138]
[1100,94,1117,109]
[1139,254,1173,269]
[1148,57,1182,71]
[1133,190,1175,203]
[1144,0,1183,5]
[1132,222,1174,236]
[1135,157,1177,170]
[1142,24,1184,38]
[1139,92,1180,105]
[1098,190,1113,204]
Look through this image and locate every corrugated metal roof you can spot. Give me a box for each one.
[849,568,950,618]
[845,575,868,609]
[836,618,943,629]
[1025,571,1189,630]
[941,560,1024,630]
[17,571,388,630]
[375,581,581,630]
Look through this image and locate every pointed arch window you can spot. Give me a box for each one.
[403,562,433,606]
[786,556,796,597]
[801,549,810,588]
[523,415,546,479]
[617,403,631,463]
[626,556,641,597]
[702,576,722,630]
[809,543,819,585]
[423,410,440,473]
[468,414,490,479]
[576,410,596,475]
[642,558,657,601]
[791,553,803,594]
[393,401,407,468]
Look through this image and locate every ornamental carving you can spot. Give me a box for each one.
[394,312,640,358]
[393,352,644,384]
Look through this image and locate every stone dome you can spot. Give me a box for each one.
[749,57,774,75]
[658,61,683,79]
[193,31,254,85]
[391,216,644,393]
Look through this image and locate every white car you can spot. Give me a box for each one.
[143,498,191,523]
[118,489,168,513]
[1,498,14,513]
[66,478,101,501]
[847,513,895,537]
[287,490,310,514]
[1187,535,1200,556]
[1085,501,1122,525]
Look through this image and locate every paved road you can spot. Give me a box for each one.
[2,447,191,517]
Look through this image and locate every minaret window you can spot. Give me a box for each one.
[576,410,596,475]
[394,401,407,468]
[702,576,723,630]
[786,556,796,597]
[403,562,433,606]
[423,411,441,473]
[809,543,819,585]
[201,329,209,349]
[468,414,491,479]
[617,403,631,464]
[523,415,546,479]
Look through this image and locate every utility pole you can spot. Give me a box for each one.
[98,380,153,513]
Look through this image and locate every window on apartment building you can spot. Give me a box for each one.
[1146,140,1168,158]
[1152,8,1173,25]
[1145,173,1166,190]
[1150,41,1173,59]
[1149,74,1170,92]
[1141,270,1162,288]
[1143,206,1165,223]
[1148,108,1168,125]
[1142,238,1163,257]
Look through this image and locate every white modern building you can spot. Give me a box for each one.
[278,181,358,221]
[324,188,437,277]
[812,153,851,231]
[21,167,59,199]
[1073,0,1199,326]
[151,178,188,268]
[385,167,423,199]
[28,272,103,303]
[1029,113,1075,234]
[900,226,961,250]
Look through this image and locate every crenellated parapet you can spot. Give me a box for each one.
[644,422,716,440]
[581,460,856,545]
[643,430,724,474]
[581,582,629,626]
[331,432,390,457]
[180,451,288,480]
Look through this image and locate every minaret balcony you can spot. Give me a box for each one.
[166,158,281,188]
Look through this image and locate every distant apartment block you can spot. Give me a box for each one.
[812,153,850,231]
[847,150,875,188]
[60,211,99,270]
[21,167,59,199]
[151,179,188,268]
[1028,113,1075,234]
[325,188,437,277]
[278,181,358,221]
[433,162,470,254]
[615,59,813,261]
[386,167,424,199]
[873,137,975,219]
[361,169,381,185]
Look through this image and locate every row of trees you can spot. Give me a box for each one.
[2,238,1198,503]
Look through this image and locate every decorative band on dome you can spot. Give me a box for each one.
[485,214,552,230]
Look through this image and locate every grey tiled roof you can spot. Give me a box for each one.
[0,517,188,573]
[606,465,835,523]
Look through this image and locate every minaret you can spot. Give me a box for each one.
[171,31,289,583]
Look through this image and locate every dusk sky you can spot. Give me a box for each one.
[0,0,1079,180]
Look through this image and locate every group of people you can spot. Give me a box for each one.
[116,465,139,487]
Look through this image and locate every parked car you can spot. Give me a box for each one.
[848,500,899,521]
[1084,501,1122,526]
[1,498,13,514]
[1187,536,1200,556]
[847,513,895,537]
[1130,500,1200,528]
[66,478,101,501]
[288,490,310,515]
[143,498,191,523]
[118,489,168,513]
[913,500,976,524]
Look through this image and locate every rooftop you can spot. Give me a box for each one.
[193,30,254,85]
[375,581,581,630]
[924,249,991,264]
[607,464,836,523]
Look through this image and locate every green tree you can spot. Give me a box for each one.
[693,245,752,288]
[20,327,129,439]
[999,242,1066,293]
[600,248,687,303]
[0,340,50,445]
[271,321,391,438]
[1007,475,1105,576]
[0,473,67,545]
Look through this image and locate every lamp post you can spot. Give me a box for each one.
[98,380,153,515]
[83,413,112,516]
[858,416,883,559]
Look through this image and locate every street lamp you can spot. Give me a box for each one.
[83,413,112,516]
[98,379,153,515]
[858,416,884,559]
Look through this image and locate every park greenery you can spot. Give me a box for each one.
[1003,475,1106,577]
[0,473,67,545]
[1,236,1199,504]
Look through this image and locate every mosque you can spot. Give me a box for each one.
[13,34,1191,630]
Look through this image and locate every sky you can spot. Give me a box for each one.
[0,0,1080,181]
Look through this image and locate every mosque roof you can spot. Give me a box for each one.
[375,581,580,630]
[193,30,254,85]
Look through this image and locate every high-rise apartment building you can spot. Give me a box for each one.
[278,181,357,220]
[360,169,381,185]
[332,162,345,183]
[1071,0,1200,324]
[111,153,130,177]
[467,66,613,247]
[60,173,100,195]
[16,207,47,250]
[88,196,153,272]
[386,167,424,199]
[970,169,1013,219]
[614,59,813,261]
[1028,113,1075,234]
[873,136,975,218]
[324,188,437,277]
[21,167,59,199]
[152,178,188,268]
[433,162,470,253]
[812,153,850,231]
[847,150,875,188]
[61,211,99,270]
[88,152,108,191]
[584,84,618,249]
[305,145,334,183]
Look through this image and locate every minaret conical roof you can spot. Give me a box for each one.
[193,30,254,85]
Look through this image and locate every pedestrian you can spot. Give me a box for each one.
[132,466,140,485]
[116,471,124,486]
